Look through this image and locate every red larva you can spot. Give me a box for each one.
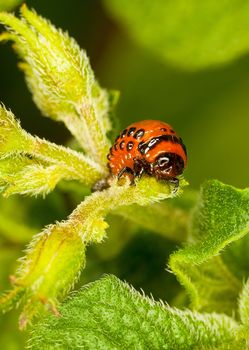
[94,120,187,191]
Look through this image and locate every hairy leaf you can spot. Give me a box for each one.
[0,106,104,195]
[0,176,185,327]
[0,227,86,329]
[0,5,115,165]
[169,180,249,315]
[220,230,249,284]
[105,0,249,70]
[29,275,243,350]
[62,179,197,243]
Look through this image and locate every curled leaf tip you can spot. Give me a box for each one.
[169,180,249,315]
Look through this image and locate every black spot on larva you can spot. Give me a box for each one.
[172,135,179,143]
[138,134,181,155]
[148,138,158,148]
[178,137,187,154]
[160,127,168,132]
[182,144,187,155]
[138,138,159,155]
[127,127,136,136]
[121,129,127,138]
[126,141,134,151]
[169,129,175,134]
[133,129,145,139]
[180,141,187,156]
[120,141,125,150]
[159,134,177,143]
[138,141,147,155]
[107,154,112,160]
[114,142,118,151]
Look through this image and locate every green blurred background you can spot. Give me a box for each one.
[0,0,249,348]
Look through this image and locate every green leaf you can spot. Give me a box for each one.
[0,5,115,165]
[0,105,104,195]
[104,0,249,70]
[29,275,243,350]
[0,226,86,329]
[169,180,249,315]
[0,176,185,328]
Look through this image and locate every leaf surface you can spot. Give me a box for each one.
[29,275,243,350]
[170,180,249,314]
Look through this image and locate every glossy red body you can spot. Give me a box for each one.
[107,120,187,182]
